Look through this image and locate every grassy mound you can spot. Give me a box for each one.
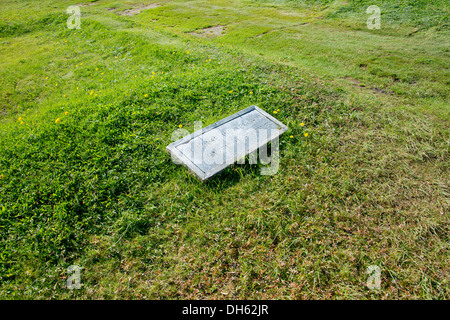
[0,0,448,299]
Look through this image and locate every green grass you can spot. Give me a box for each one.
[0,0,448,299]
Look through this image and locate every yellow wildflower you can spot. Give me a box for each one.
[304,133,308,137]
[300,123,305,126]
[144,94,148,98]
[290,135,293,138]
[55,118,61,124]
[65,111,69,115]
[178,124,183,128]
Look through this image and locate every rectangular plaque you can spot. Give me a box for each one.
[166,105,288,181]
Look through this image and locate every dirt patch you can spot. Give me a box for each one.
[372,87,393,95]
[78,2,98,6]
[118,4,160,16]
[345,76,362,87]
[190,25,225,38]
[343,76,393,95]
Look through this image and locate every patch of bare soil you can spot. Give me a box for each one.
[343,76,393,95]
[118,4,160,16]
[190,25,225,38]
[78,2,98,7]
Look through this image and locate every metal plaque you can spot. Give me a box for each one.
[166,105,288,181]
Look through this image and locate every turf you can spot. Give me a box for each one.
[0,0,448,299]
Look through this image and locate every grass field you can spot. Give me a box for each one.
[0,0,448,299]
